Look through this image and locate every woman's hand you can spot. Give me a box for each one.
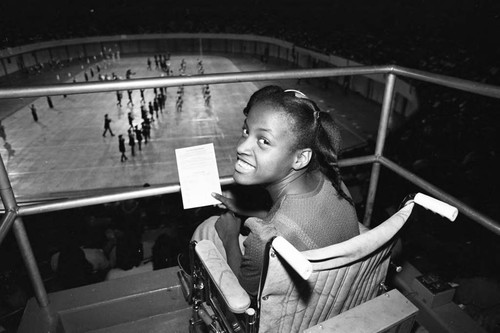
[212,191,240,214]
[212,191,269,219]
[215,211,242,245]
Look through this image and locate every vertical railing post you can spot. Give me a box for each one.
[0,155,18,244]
[13,217,49,307]
[363,73,396,227]
[0,155,49,307]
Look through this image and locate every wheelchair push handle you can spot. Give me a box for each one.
[412,193,458,221]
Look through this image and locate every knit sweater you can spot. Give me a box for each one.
[239,174,359,295]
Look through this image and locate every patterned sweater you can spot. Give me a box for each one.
[239,174,360,295]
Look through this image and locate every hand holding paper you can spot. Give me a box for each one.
[175,143,222,209]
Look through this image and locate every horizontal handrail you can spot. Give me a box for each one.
[5,154,500,237]
[0,155,376,213]
[379,156,500,236]
[0,67,390,99]
[17,176,235,216]
[391,66,500,99]
[338,154,377,168]
[2,65,500,100]
[5,155,375,216]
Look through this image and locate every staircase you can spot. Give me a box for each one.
[18,267,192,332]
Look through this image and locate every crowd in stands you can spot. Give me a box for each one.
[2,1,499,84]
[43,193,191,288]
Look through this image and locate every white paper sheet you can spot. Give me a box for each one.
[175,143,222,209]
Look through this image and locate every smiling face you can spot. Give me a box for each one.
[233,102,300,186]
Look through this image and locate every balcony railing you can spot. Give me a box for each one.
[0,65,499,309]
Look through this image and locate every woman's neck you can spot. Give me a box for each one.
[266,170,320,203]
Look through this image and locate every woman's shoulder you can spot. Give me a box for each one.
[320,175,352,200]
[244,217,276,233]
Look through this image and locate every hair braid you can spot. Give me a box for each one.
[315,112,354,206]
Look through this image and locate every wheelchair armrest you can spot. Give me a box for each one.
[195,240,251,314]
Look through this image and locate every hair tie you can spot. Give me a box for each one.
[284,89,308,99]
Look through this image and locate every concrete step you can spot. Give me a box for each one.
[88,307,192,333]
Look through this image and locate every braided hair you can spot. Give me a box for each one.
[243,85,353,205]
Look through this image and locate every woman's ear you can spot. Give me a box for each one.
[293,148,312,170]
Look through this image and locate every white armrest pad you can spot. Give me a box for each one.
[195,240,251,314]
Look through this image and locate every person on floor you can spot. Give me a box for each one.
[102,114,114,137]
[118,135,128,162]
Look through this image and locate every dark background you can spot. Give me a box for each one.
[1,0,500,82]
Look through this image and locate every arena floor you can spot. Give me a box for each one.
[0,54,381,202]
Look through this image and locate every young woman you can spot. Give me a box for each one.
[192,85,359,296]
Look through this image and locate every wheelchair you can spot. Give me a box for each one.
[178,193,458,333]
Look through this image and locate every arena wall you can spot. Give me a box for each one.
[0,33,418,119]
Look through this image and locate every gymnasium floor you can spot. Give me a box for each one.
[0,54,381,202]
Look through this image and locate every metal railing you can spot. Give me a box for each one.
[0,65,499,308]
